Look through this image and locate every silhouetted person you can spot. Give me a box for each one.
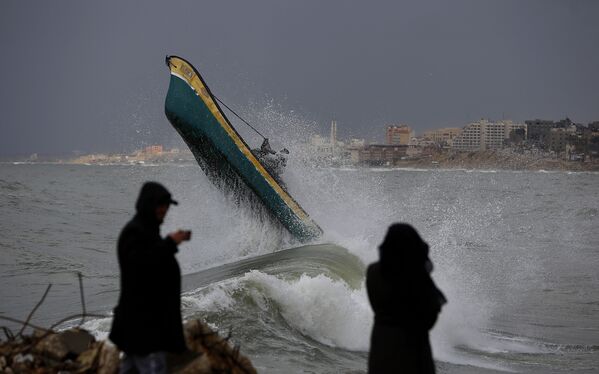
[366,223,446,374]
[109,182,191,374]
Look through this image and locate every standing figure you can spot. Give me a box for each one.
[109,182,191,374]
[366,223,446,374]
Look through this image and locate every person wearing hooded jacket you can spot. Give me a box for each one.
[109,182,191,374]
[366,223,447,374]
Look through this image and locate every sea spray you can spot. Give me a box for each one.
[58,102,598,372]
[170,102,512,366]
[180,270,373,352]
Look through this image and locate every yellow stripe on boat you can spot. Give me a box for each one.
[168,57,309,222]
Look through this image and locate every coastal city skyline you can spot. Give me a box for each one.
[7,114,597,155]
[1,1,598,156]
[13,114,598,173]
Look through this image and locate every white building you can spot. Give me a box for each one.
[452,119,526,151]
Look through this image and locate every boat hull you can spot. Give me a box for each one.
[164,56,322,242]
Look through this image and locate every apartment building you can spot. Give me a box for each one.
[452,120,526,151]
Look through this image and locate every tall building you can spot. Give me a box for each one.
[330,120,338,151]
[386,125,411,145]
[547,128,569,153]
[452,120,526,151]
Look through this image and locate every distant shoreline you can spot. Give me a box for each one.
[2,159,598,173]
[2,147,598,172]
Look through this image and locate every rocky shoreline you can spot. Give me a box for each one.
[395,150,599,172]
[0,320,256,373]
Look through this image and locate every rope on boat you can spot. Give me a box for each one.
[213,95,267,140]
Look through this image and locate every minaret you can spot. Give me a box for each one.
[330,120,337,154]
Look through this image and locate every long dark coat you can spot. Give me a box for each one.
[366,224,446,374]
[109,183,187,355]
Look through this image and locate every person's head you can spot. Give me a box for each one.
[378,223,430,280]
[155,204,170,223]
[135,182,178,224]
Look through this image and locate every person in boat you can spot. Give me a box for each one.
[366,223,446,374]
[253,138,288,187]
[109,182,191,374]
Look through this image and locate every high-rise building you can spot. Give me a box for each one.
[452,120,526,151]
[330,120,337,149]
[547,128,566,153]
[386,125,411,145]
[331,120,337,155]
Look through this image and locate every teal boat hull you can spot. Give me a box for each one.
[164,56,322,242]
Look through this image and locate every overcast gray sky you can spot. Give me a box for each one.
[1,0,598,156]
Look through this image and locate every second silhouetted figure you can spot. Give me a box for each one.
[366,223,446,374]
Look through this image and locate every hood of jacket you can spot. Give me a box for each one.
[378,223,431,281]
[135,182,177,224]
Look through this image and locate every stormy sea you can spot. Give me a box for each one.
[1,162,598,373]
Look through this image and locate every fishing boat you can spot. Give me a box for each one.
[164,55,323,242]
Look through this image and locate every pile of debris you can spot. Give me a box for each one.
[1,275,256,373]
[0,328,118,373]
[178,319,256,374]
[0,320,256,373]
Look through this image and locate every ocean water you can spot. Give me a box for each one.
[0,162,598,373]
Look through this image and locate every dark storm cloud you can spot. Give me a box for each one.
[1,0,598,155]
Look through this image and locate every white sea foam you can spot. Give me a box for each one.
[182,283,236,313]
[184,270,373,351]
[80,316,113,341]
[242,270,373,351]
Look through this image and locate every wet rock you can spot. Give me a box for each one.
[33,332,69,360]
[11,353,36,372]
[12,353,34,363]
[181,319,257,374]
[77,344,100,371]
[59,328,95,355]
[97,342,120,374]
[33,328,95,361]
[1,321,257,373]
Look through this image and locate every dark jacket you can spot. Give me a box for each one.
[109,182,187,355]
[366,224,446,374]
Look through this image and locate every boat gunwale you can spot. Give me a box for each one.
[165,55,322,237]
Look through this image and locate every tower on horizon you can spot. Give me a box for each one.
[330,120,338,151]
